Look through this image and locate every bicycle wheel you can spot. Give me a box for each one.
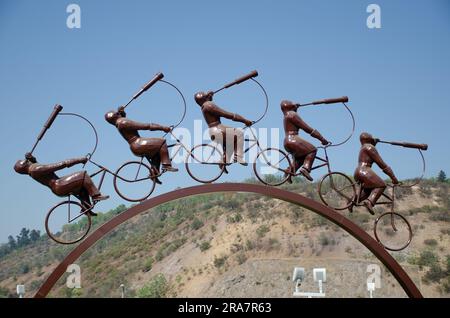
[114,161,156,202]
[45,200,91,245]
[374,212,412,251]
[254,148,292,186]
[318,172,356,210]
[185,144,225,183]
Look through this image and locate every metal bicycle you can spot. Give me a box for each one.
[44,73,188,244]
[44,155,174,244]
[254,97,354,186]
[318,141,428,251]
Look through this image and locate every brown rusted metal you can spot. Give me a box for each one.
[34,183,423,298]
[281,100,330,181]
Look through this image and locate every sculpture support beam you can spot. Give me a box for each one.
[35,183,422,298]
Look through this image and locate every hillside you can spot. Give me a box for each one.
[0,178,449,298]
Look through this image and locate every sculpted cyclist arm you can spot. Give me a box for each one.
[204,102,252,126]
[367,145,399,184]
[118,118,171,133]
[290,112,329,146]
[29,157,87,176]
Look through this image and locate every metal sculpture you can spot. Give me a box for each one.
[254,96,352,186]
[13,105,111,244]
[319,133,428,251]
[33,183,423,298]
[43,74,188,244]
[354,132,400,214]
[281,99,330,181]
[188,70,273,183]
[105,72,187,184]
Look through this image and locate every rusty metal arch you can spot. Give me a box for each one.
[35,183,422,298]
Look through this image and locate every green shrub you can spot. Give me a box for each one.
[319,233,330,246]
[423,264,445,283]
[137,274,168,298]
[268,238,280,249]
[245,240,255,250]
[214,255,227,268]
[236,252,247,265]
[429,211,450,222]
[226,213,243,223]
[443,276,450,293]
[19,263,30,274]
[199,241,211,252]
[143,257,154,272]
[256,225,270,238]
[0,286,10,298]
[191,218,204,230]
[417,250,439,267]
[220,198,242,210]
[424,239,438,247]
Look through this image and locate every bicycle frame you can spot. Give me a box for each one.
[286,145,333,177]
[172,126,266,166]
[353,183,395,210]
[88,159,152,187]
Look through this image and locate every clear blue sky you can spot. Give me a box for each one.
[1,0,449,242]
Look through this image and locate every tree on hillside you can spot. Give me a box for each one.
[7,235,16,249]
[29,229,41,242]
[437,170,447,182]
[16,228,30,247]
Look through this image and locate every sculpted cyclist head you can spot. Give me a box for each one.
[194,91,214,107]
[105,106,126,125]
[360,132,377,146]
[280,100,298,114]
[14,159,32,175]
[14,153,37,175]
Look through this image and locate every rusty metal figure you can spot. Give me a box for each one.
[105,107,177,183]
[105,73,182,184]
[14,153,108,215]
[319,132,428,251]
[13,104,109,216]
[353,132,399,214]
[194,71,259,166]
[255,96,351,187]
[281,100,329,182]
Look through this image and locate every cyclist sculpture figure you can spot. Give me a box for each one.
[105,107,178,184]
[354,132,399,214]
[281,100,329,182]
[194,91,252,165]
[13,153,109,215]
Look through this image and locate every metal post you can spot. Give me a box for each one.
[120,284,125,298]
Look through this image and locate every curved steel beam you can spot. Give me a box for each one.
[35,183,422,298]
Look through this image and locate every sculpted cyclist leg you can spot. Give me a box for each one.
[14,153,109,216]
[281,100,329,182]
[354,132,399,214]
[105,107,178,184]
[194,91,252,166]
